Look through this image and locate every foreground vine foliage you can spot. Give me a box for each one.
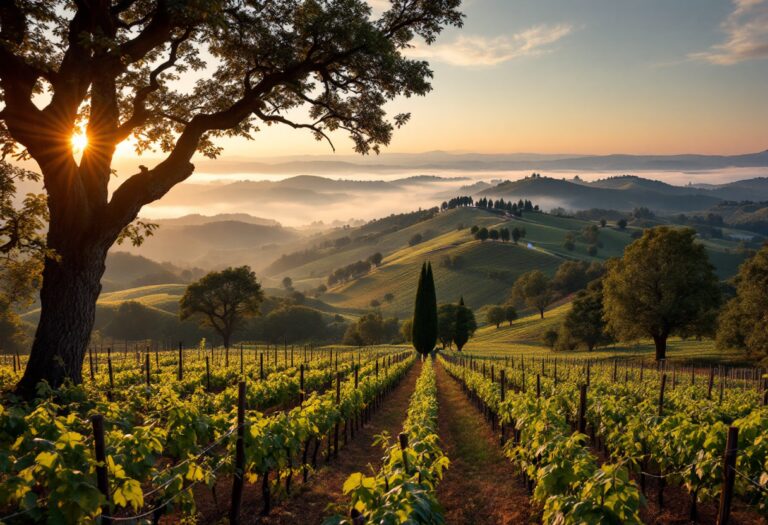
[325,357,448,525]
[0,346,411,523]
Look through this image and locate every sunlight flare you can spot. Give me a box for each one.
[71,132,88,152]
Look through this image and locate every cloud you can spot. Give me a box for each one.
[690,0,768,64]
[406,24,574,67]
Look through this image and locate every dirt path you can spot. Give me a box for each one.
[435,360,534,525]
[252,360,423,525]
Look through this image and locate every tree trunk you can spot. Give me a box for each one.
[653,334,667,361]
[539,309,545,319]
[16,241,108,397]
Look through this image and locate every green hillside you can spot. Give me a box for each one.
[272,207,503,286]
[98,284,188,314]
[45,206,756,334]
[325,230,563,318]
[311,207,753,318]
[463,302,747,365]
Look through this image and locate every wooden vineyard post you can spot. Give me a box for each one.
[230,381,247,525]
[708,367,715,400]
[107,356,114,400]
[299,364,305,404]
[536,374,541,399]
[206,356,211,392]
[658,374,667,417]
[578,384,587,434]
[260,352,264,380]
[334,372,341,457]
[500,369,506,445]
[145,352,151,387]
[399,433,409,474]
[716,426,739,525]
[719,377,725,405]
[88,347,95,381]
[763,383,768,407]
[91,415,111,524]
[178,342,183,381]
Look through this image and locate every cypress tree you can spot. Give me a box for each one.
[412,262,438,355]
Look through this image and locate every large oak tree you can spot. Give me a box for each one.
[603,227,720,360]
[0,0,463,396]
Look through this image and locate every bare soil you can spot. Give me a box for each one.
[435,360,536,525]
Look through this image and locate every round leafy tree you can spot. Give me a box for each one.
[603,227,720,360]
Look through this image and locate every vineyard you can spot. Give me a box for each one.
[0,348,767,524]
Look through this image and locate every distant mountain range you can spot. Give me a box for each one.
[478,175,768,213]
[176,150,768,174]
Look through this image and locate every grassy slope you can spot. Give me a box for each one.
[323,223,563,318]
[275,207,503,287]
[319,207,752,319]
[464,303,746,365]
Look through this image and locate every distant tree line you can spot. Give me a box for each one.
[475,197,538,215]
[441,196,474,210]
[326,252,382,286]
[471,225,526,243]
[439,195,540,216]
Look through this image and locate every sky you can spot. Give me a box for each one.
[176,0,768,159]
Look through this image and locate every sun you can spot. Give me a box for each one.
[71,132,88,152]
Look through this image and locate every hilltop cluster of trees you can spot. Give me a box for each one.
[475,197,538,216]
[439,195,540,216]
[441,196,474,210]
[471,225,526,243]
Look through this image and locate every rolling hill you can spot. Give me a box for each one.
[268,206,755,318]
[116,219,303,271]
[481,176,722,213]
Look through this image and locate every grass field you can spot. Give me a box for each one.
[461,302,750,365]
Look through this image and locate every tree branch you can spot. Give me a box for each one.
[114,27,193,142]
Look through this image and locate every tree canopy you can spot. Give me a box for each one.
[716,243,768,361]
[453,296,476,351]
[180,266,264,348]
[437,303,458,348]
[603,227,720,360]
[486,305,505,328]
[1,0,463,395]
[510,270,553,319]
[560,283,611,351]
